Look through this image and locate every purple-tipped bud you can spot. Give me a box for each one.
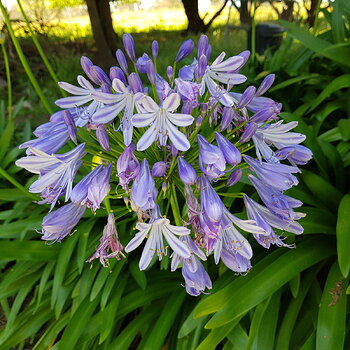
[162,182,168,192]
[239,122,258,143]
[256,74,275,96]
[136,53,151,73]
[220,107,234,131]
[115,49,129,74]
[110,67,127,85]
[81,56,100,85]
[198,34,209,58]
[175,39,194,62]
[117,143,140,191]
[90,65,111,86]
[198,54,208,78]
[152,40,159,59]
[166,66,174,81]
[128,72,143,93]
[178,157,197,185]
[215,132,242,166]
[236,86,256,109]
[152,161,167,177]
[226,168,242,187]
[122,33,136,62]
[96,124,110,151]
[146,60,156,85]
[62,110,77,143]
[196,116,203,128]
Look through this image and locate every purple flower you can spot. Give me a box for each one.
[110,66,127,84]
[62,110,77,143]
[175,39,194,62]
[256,74,275,96]
[239,122,259,143]
[175,78,200,109]
[166,66,174,81]
[117,143,140,191]
[146,60,156,85]
[132,93,194,151]
[90,65,111,86]
[152,40,159,59]
[96,124,110,151]
[275,145,313,165]
[87,213,125,266]
[236,86,256,109]
[16,144,86,209]
[220,107,234,131]
[131,159,158,211]
[136,53,151,73]
[178,157,197,185]
[123,33,136,62]
[244,155,299,191]
[197,34,209,58]
[40,203,86,242]
[125,205,191,270]
[81,56,100,85]
[226,168,242,187]
[71,164,112,211]
[152,161,167,177]
[198,135,226,179]
[215,132,242,166]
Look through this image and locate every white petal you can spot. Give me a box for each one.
[166,112,194,127]
[166,120,190,151]
[211,52,226,67]
[92,91,124,104]
[58,82,88,95]
[140,95,159,113]
[125,227,150,253]
[77,75,94,90]
[132,112,157,128]
[55,95,93,108]
[166,224,191,236]
[112,78,129,94]
[136,124,159,151]
[212,56,244,72]
[162,93,180,111]
[162,227,191,259]
[139,229,156,270]
[92,102,125,124]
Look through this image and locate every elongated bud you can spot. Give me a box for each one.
[198,34,209,58]
[90,65,111,86]
[96,124,110,151]
[198,54,208,78]
[206,44,212,60]
[196,116,203,128]
[220,107,234,131]
[239,122,258,143]
[110,66,127,85]
[152,161,167,177]
[166,66,174,81]
[175,39,194,62]
[256,74,275,96]
[199,176,223,223]
[122,33,136,62]
[162,182,168,192]
[62,110,77,143]
[81,56,100,85]
[250,108,276,123]
[215,132,242,166]
[146,60,156,85]
[236,86,256,109]
[226,168,242,186]
[152,40,159,59]
[128,72,143,93]
[237,50,250,66]
[178,157,197,185]
[115,49,129,74]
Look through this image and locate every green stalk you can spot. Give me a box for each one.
[104,197,112,214]
[0,166,38,200]
[251,0,257,64]
[16,0,66,97]
[0,1,53,114]
[169,183,182,226]
[0,40,12,120]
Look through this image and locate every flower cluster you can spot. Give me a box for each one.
[16,34,312,296]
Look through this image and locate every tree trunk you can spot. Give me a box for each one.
[306,0,319,27]
[85,0,117,67]
[240,0,252,26]
[281,0,295,22]
[181,0,207,33]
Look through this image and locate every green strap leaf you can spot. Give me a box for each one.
[336,194,350,277]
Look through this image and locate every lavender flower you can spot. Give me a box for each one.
[215,132,242,166]
[117,143,140,191]
[125,206,191,270]
[123,33,136,62]
[175,39,194,62]
[178,157,197,185]
[132,93,194,151]
[152,161,167,177]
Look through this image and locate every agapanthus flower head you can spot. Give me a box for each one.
[18,33,312,297]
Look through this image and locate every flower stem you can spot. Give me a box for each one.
[0,41,12,120]
[0,2,54,115]
[0,166,38,200]
[169,182,182,226]
[16,0,66,97]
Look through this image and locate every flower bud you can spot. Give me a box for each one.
[236,86,256,109]
[146,60,156,85]
[256,74,275,96]
[152,40,159,59]
[198,54,208,78]
[220,107,234,131]
[136,53,151,73]
[128,72,143,93]
[166,66,174,81]
[62,110,77,143]
[90,65,111,86]
[215,132,242,166]
[122,33,136,62]
[81,56,100,85]
[226,168,242,186]
[197,34,209,58]
[115,49,129,74]
[175,39,194,62]
[152,161,167,177]
[178,157,197,185]
[96,124,110,151]
[239,122,258,143]
[110,66,127,85]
